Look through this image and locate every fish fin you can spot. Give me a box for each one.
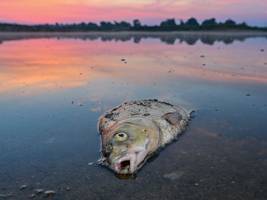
[162,112,183,126]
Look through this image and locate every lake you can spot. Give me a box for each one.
[0,32,267,200]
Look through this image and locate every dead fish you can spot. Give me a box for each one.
[98,99,191,175]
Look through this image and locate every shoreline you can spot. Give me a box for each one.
[0,31,267,36]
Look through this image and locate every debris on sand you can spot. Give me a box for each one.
[28,194,36,199]
[19,185,28,190]
[44,190,56,198]
[260,49,265,52]
[194,182,200,186]
[246,93,251,97]
[168,69,175,73]
[163,171,185,181]
[120,58,128,64]
[34,189,44,195]
[200,55,205,58]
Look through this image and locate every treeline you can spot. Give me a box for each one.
[0,18,266,32]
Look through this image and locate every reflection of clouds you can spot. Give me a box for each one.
[0,64,90,93]
[0,36,267,98]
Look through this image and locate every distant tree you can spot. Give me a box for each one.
[234,22,250,30]
[202,18,217,28]
[113,21,131,31]
[184,18,199,30]
[224,19,236,26]
[87,23,98,30]
[133,19,142,29]
[178,20,185,30]
[160,18,177,30]
[239,22,249,28]
[78,22,87,31]
[100,21,114,30]
[185,18,199,27]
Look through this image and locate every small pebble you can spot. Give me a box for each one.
[163,171,185,181]
[20,185,28,190]
[34,189,44,195]
[65,187,71,191]
[246,93,251,97]
[44,190,56,198]
[29,194,36,198]
[200,55,205,58]
[260,49,264,52]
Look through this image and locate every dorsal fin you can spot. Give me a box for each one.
[162,112,182,126]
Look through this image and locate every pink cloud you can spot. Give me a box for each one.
[0,0,266,26]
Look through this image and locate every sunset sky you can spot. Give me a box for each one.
[0,0,266,26]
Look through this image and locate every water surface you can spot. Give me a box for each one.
[0,32,267,200]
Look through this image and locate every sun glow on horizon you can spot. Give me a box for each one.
[0,0,266,26]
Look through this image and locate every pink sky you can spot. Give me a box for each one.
[0,0,266,26]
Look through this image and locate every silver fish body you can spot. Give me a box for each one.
[98,99,191,175]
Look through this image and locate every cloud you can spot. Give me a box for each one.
[0,0,266,25]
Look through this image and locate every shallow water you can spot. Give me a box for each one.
[0,33,267,200]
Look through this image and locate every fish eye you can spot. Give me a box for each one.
[114,132,128,142]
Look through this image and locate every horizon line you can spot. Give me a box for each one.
[0,17,265,28]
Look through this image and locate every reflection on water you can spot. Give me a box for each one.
[0,33,267,200]
[1,32,267,45]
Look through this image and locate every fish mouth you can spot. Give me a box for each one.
[114,154,135,174]
[120,160,131,170]
[113,150,148,174]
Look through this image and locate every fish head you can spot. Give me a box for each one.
[100,118,160,175]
